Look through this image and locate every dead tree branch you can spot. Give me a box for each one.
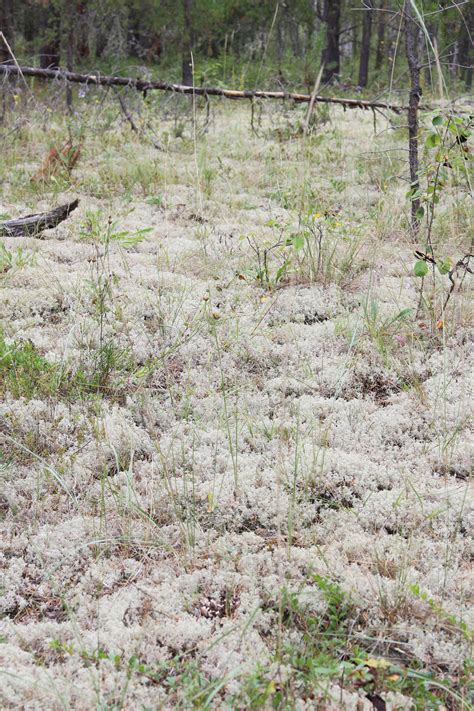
[0,63,406,113]
[0,199,79,237]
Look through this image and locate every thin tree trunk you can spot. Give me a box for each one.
[457,7,473,89]
[66,1,75,113]
[40,4,61,70]
[321,0,341,83]
[276,6,285,79]
[0,0,14,64]
[405,1,421,235]
[358,0,373,87]
[182,0,193,86]
[290,20,301,57]
[352,24,358,76]
[386,22,394,82]
[375,0,386,70]
[75,1,89,60]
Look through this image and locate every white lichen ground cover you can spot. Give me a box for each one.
[0,96,472,709]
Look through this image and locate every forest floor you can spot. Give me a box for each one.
[0,92,472,710]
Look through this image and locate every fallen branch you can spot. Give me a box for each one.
[0,63,406,113]
[0,199,79,237]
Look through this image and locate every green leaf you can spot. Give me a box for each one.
[395,308,413,321]
[425,133,441,149]
[292,234,305,251]
[432,115,443,126]
[385,308,412,328]
[414,260,429,277]
[416,206,425,220]
[265,219,279,228]
[275,264,287,283]
[405,187,419,200]
[111,227,152,247]
[437,257,452,275]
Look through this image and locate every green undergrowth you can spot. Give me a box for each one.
[42,575,471,710]
[234,575,471,710]
[0,333,64,399]
[0,332,137,401]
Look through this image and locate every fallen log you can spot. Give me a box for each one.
[0,63,406,113]
[0,199,79,237]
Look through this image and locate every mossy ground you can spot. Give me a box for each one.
[0,85,472,709]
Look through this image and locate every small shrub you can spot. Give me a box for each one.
[0,334,60,399]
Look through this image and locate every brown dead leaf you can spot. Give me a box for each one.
[33,141,82,181]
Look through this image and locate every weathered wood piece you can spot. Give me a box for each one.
[0,199,79,237]
[0,63,406,113]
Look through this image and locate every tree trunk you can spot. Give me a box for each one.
[0,0,14,63]
[276,12,284,80]
[40,4,61,70]
[375,0,386,70]
[66,0,75,113]
[405,1,421,235]
[358,0,373,87]
[321,0,341,83]
[386,16,395,83]
[75,1,89,60]
[458,7,473,89]
[290,20,301,57]
[181,0,193,85]
[352,24,358,74]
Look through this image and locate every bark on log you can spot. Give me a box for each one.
[0,63,406,113]
[0,199,79,237]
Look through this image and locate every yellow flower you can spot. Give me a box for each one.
[366,658,391,669]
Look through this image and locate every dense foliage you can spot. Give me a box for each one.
[1,0,472,90]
